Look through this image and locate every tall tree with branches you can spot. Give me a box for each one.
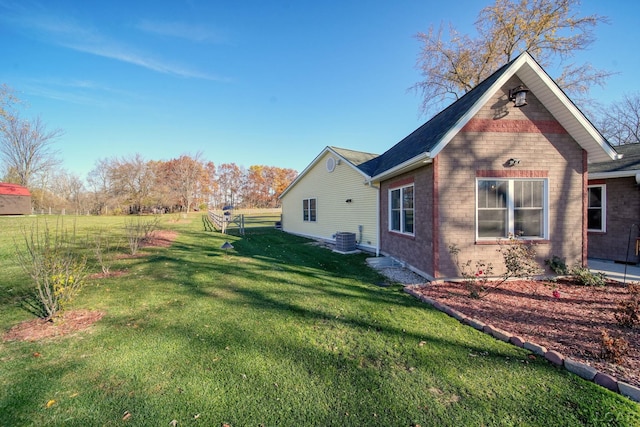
[0,115,62,187]
[596,92,640,145]
[414,0,611,115]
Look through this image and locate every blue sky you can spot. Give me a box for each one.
[1,0,638,181]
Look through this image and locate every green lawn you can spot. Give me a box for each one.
[0,214,638,426]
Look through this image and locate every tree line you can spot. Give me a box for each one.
[53,154,296,215]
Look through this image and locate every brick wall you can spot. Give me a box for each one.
[436,76,585,277]
[380,165,434,277]
[588,177,640,263]
[379,76,586,279]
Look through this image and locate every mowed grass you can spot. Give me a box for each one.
[0,214,638,426]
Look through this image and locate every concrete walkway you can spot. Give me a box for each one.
[588,259,640,283]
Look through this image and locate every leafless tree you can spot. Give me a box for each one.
[413,0,611,115]
[596,92,640,145]
[0,115,62,187]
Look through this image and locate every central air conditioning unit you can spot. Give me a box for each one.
[335,232,357,253]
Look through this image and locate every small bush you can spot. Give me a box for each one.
[497,234,543,280]
[570,265,607,286]
[600,330,629,364]
[615,283,640,328]
[448,233,543,299]
[15,219,88,321]
[91,228,120,275]
[124,216,161,255]
[545,255,568,275]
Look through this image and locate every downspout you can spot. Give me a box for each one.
[374,180,380,257]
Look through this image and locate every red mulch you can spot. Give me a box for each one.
[142,230,178,248]
[2,309,105,342]
[414,278,639,388]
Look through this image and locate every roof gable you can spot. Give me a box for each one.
[366,52,619,182]
[0,183,31,196]
[279,146,378,199]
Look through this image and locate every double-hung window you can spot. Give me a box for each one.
[587,185,606,232]
[477,179,547,239]
[303,198,317,222]
[389,184,414,235]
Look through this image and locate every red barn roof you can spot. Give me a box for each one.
[0,183,31,196]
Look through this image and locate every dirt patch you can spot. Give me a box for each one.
[414,279,639,388]
[117,229,179,259]
[88,270,128,280]
[143,230,178,248]
[2,309,105,342]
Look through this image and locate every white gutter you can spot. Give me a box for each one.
[369,152,432,184]
[589,170,640,180]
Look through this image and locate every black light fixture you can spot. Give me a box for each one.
[509,84,529,107]
[345,199,352,203]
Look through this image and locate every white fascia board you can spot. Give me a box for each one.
[518,57,620,162]
[429,58,527,158]
[589,170,640,180]
[369,152,432,183]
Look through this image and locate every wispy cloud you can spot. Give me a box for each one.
[18,78,139,108]
[0,1,228,81]
[136,19,227,44]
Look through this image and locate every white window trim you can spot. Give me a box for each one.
[303,198,317,222]
[388,184,415,236]
[587,184,606,232]
[475,178,549,240]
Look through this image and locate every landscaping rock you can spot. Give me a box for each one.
[618,382,640,403]
[443,307,465,321]
[509,336,525,348]
[523,342,547,356]
[564,358,598,381]
[404,288,419,298]
[464,318,486,331]
[420,295,435,305]
[544,350,564,366]
[490,327,513,343]
[593,372,619,393]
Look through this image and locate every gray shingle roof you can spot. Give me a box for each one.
[589,143,640,174]
[329,146,379,167]
[358,58,516,178]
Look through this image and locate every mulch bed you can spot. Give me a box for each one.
[2,309,105,342]
[413,278,639,388]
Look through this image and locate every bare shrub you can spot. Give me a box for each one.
[124,216,161,255]
[450,234,543,299]
[15,219,88,321]
[91,228,120,275]
[616,283,640,328]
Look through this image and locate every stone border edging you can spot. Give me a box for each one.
[403,286,640,403]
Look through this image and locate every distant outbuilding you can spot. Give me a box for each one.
[0,183,32,215]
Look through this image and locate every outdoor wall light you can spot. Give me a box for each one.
[508,158,521,167]
[509,85,529,107]
[345,199,353,203]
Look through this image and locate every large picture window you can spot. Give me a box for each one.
[303,198,317,222]
[477,179,547,239]
[389,184,414,235]
[587,185,606,232]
